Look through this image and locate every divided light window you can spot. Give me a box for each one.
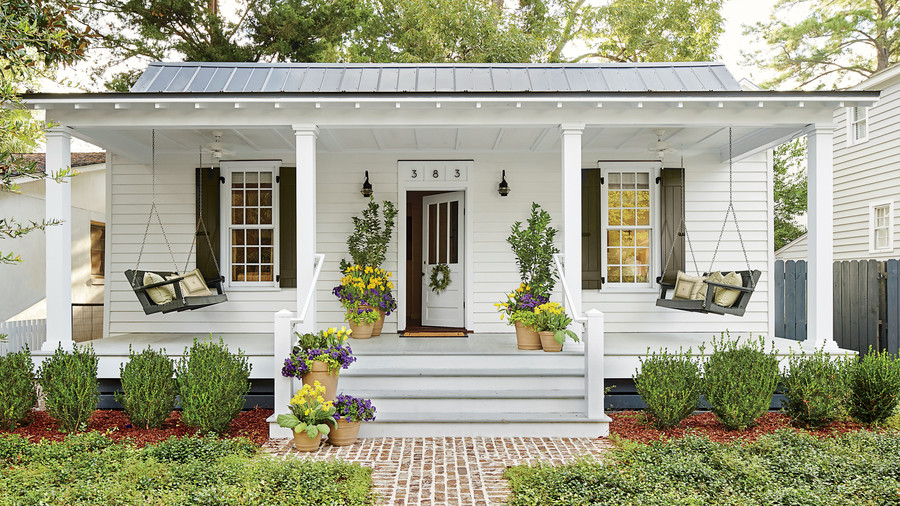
[220,161,280,288]
[870,201,894,253]
[603,170,653,285]
[850,106,869,144]
[90,221,105,279]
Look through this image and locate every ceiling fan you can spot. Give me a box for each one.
[204,131,235,159]
[647,129,673,160]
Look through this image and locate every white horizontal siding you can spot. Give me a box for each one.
[775,233,808,261]
[833,83,900,261]
[107,147,771,341]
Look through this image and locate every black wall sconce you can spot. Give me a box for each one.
[360,170,373,197]
[498,170,510,197]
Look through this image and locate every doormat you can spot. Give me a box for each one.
[401,331,468,337]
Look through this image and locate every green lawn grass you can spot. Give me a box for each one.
[0,432,373,505]
[505,430,900,505]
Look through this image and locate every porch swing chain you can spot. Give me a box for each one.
[135,129,180,275]
[707,127,754,285]
[183,146,223,280]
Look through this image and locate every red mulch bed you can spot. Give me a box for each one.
[610,411,871,444]
[1,408,273,448]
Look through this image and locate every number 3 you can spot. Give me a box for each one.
[411,169,418,178]
[454,169,461,178]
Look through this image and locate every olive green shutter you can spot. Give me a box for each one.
[659,167,685,285]
[582,168,603,289]
[196,167,221,281]
[279,167,297,288]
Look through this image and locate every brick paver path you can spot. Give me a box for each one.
[264,437,611,505]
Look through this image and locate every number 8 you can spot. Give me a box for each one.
[433,170,439,178]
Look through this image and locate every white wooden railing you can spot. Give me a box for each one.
[0,319,47,356]
[269,253,325,437]
[553,254,609,421]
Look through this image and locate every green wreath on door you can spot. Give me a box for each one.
[429,263,451,294]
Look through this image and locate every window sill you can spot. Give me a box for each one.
[90,277,104,286]
[584,287,659,294]
[225,286,282,292]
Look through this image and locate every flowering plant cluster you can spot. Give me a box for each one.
[345,306,380,325]
[333,264,397,315]
[495,283,549,327]
[532,302,579,345]
[333,394,377,423]
[277,381,336,438]
[281,327,356,377]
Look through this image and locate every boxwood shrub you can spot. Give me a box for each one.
[116,346,178,429]
[848,348,900,425]
[176,338,251,434]
[781,349,850,428]
[702,334,779,430]
[0,347,38,429]
[37,345,99,432]
[633,347,702,429]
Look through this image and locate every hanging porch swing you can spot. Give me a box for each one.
[124,130,227,315]
[656,127,761,317]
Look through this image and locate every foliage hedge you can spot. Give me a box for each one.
[505,430,900,505]
[0,432,373,505]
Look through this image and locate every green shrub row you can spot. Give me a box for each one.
[0,433,373,505]
[634,334,900,430]
[505,430,900,505]
[0,338,251,435]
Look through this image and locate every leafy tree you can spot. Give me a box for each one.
[1,0,92,265]
[745,0,900,89]
[773,137,807,251]
[575,0,725,62]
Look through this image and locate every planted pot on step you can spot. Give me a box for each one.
[277,381,336,452]
[333,262,398,337]
[327,394,377,446]
[496,284,549,351]
[346,306,379,339]
[282,328,356,402]
[532,302,580,353]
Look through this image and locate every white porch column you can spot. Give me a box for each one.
[561,124,584,313]
[806,124,839,351]
[43,128,73,350]
[294,125,318,333]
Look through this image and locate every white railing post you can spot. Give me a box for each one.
[584,309,609,420]
[271,309,295,438]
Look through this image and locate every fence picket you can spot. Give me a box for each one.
[785,260,796,340]
[775,260,785,338]
[888,260,900,356]
[795,260,807,340]
[0,319,47,356]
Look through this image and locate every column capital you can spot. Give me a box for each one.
[803,123,836,136]
[292,124,319,137]
[44,126,72,139]
[560,123,585,135]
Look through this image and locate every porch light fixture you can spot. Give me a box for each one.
[361,170,373,197]
[498,170,510,197]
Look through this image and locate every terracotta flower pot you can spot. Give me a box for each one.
[349,321,374,339]
[293,430,323,452]
[372,310,386,336]
[539,331,563,352]
[302,360,339,401]
[327,419,361,446]
[514,321,542,350]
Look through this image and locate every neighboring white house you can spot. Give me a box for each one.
[776,63,900,261]
[22,62,873,437]
[0,152,106,341]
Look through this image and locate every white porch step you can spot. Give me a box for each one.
[349,388,585,413]
[360,412,609,437]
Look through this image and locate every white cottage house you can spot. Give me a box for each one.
[23,62,873,437]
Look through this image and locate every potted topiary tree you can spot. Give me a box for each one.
[503,203,560,349]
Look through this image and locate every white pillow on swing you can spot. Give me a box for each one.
[170,269,213,297]
[143,272,176,305]
[673,271,707,300]
[702,271,743,307]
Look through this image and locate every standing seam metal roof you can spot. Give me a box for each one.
[130,62,742,94]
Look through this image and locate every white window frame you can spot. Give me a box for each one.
[848,106,869,145]
[869,200,894,254]
[219,160,281,290]
[600,162,661,290]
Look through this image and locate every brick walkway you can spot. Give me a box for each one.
[264,437,611,505]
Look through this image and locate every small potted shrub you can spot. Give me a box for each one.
[506,203,559,297]
[328,394,376,446]
[282,327,355,401]
[277,381,336,451]
[496,284,548,350]
[531,302,579,352]
[345,306,380,339]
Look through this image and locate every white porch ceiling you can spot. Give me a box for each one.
[73,125,803,164]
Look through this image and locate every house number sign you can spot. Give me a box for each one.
[401,161,471,182]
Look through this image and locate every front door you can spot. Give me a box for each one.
[421,191,465,327]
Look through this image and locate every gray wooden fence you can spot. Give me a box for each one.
[774,259,900,356]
